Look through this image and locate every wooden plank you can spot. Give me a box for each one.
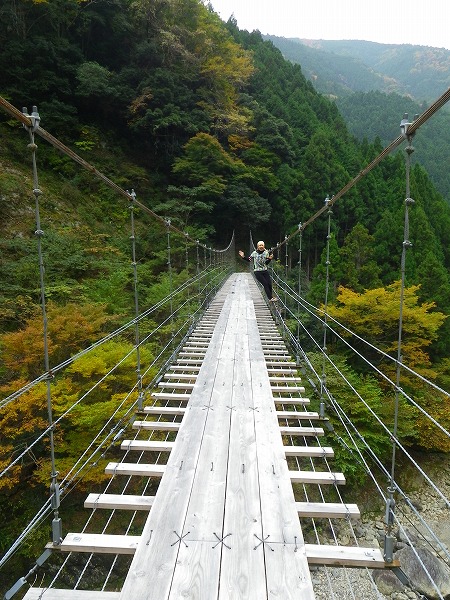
[276,411,319,419]
[168,297,239,599]
[157,382,195,389]
[266,361,297,367]
[175,359,204,365]
[247,288,316,599]
[273,397,310,405]
[305,544,385,567]
[132,421,181,431]
[261,344,285,349]
[296,502,360,519]
[269,377,303,382]
[163,373,198,380]
[54,533,140,554]
[151,392,191,401]
[272,387,306,395]
[105,462,165,477]
[121,440,174,452]
[284,445,334,457]
[142,407,186,416]
[279,426,324,436]
[24,590,120,599]
[84,493,155,511]
[168,543,221,600]
[218,288,266,600]
[289,470,346,485]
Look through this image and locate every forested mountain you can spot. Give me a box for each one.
[264,35,450,204]
[336,90,450,203]
[264,35,450,103]
[1,0,450,359]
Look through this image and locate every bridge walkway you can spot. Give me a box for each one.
[25,273,383,600]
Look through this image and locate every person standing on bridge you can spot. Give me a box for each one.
[239,241,277,301]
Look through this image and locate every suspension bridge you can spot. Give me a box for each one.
[1,90,450,600]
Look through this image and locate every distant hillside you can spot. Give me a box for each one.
[264,36,450,104]
[263,35,450,203]
[336,91,450,203]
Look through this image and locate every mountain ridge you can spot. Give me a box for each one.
[264,35,450,103]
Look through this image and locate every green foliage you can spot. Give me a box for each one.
[323,283,449,451]
[0,302,114,382]
[308,233,343,307]
[306,351,416,486]
[339,223,382,292]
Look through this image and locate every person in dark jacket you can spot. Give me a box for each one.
[239,241,277,301]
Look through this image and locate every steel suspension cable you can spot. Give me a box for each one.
[24,108,62,547]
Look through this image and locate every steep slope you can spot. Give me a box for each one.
[265,36,450,104]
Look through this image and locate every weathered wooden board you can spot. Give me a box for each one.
[284,445,334,457]
[276,411,320,419]
[142,406,186,415]
[104,462,165,477]
[169,286,239,599]
[218,290,267,600]
[84,493,155,511]
[55,533,139,554]
[151,392,191,401]
[121,440,174,452]
[289,470,346,485]
[23,590,120,599]
[157,382,195,389]
[163,373,198,380]
[305,544,385,567]
[132,421,181,431]
[296,502,360,519]
[246,280,316,599]
[279,426,324,436]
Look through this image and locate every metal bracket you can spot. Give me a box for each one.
[4,548,52,599]
[389,565,412,587]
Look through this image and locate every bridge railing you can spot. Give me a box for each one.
[265,243,450,598]
[0,97,235,583]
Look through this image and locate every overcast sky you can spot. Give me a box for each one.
[210,0,450,50]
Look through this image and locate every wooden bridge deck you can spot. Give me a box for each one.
[26,273,384,600]
[119,273,315,599]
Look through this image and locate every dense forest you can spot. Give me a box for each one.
[1,0,450,591]
[265,35,450,203]
[264,35,450,104]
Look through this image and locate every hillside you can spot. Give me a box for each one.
[264,35,450,203]
[1,2,449,333]
[264,36,450,104]
[335,90,450,203]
